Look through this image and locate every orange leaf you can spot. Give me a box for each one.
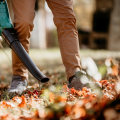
[70,88,77,94]
[1,101,12,108]
[71,105,86,119]
[65,104,72,114]
[100,80,109,87]
[18,96,26,108]
[49,92,55,102]
[0,115,8,120]
[55,96,67,103]
[112,65,118,76]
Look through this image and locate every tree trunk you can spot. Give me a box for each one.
[108,0,120,50]
[30,0,47,49]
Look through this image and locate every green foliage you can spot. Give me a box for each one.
[98,64,107,77]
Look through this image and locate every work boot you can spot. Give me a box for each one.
[8,76,27,95]
[68,70,102,96]
[68,70,89,90]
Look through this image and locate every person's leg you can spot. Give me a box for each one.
[8,0,36,94]
[46,0,81,80]
[11,0,36,80]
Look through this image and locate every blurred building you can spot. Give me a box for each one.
[74,0,120,50]
[108,0,120,50]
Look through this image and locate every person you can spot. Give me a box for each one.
[8,0,89,94]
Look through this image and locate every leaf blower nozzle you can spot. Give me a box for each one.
[2,28,49,83]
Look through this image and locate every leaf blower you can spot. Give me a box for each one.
[0,0,49,83]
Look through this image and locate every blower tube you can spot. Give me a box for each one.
[2,28,49,83]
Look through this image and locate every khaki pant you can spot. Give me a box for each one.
[11,0,81,80]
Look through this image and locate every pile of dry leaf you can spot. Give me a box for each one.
[0,58,120,120]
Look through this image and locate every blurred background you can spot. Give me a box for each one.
[3,0,120,50]
[29,0,120,50]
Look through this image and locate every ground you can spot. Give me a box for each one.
[0,48,120,120]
